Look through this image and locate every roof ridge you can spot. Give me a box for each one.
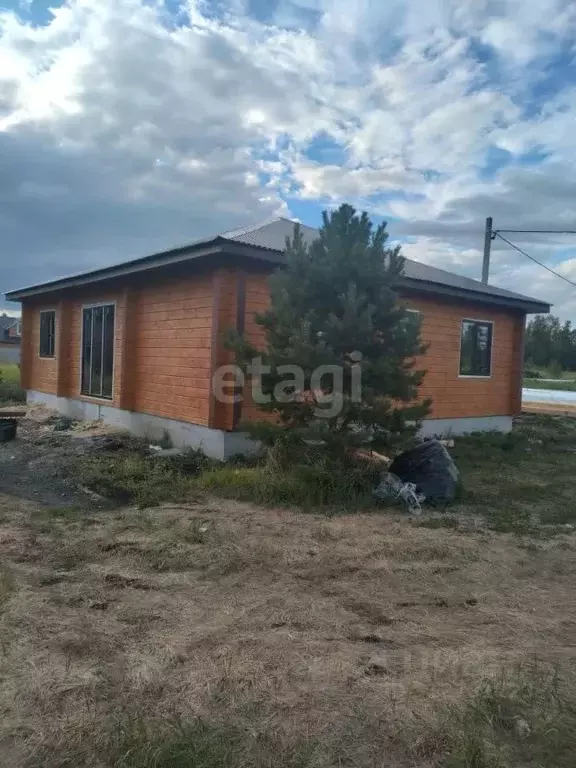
[220,216,285,241]
[277,216,318,233]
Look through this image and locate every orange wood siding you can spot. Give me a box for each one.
[23,275,214,427]
[240,272,526,423]
[23,304,59,395]
[20,266,525,430]
[132,275,213,426]
[211,269,240,431]
[405,295,524,419]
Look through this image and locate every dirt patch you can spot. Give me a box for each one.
[0,492,575,766]
[0,405,138,507]
[523,403,576,416]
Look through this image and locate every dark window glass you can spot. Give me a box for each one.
[81,309,92,394]
[39,310,56,358]
[460,320,493,377]
[81,305,115,398]
[90,306,103,396]
[102,305,115,399]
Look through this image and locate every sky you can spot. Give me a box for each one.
[2,0,576,319]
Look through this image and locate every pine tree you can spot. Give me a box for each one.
[235,204,431,457]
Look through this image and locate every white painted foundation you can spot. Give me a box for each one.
[26,390,259,460]
[27,390,513,459]
[419,415,513,437]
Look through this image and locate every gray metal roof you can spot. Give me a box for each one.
[225,217,550,311]
[0,314,19,332]
[5,216,550,313]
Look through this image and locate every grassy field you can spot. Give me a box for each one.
[0,363,24,403]
[525,367,576,381]
[0,412,576,766]
[524,377,576,392]
[76,413,576,534]
[0,363,20,383]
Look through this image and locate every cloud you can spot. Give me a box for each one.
[2,0,576,320]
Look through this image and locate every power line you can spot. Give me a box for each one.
[495,229,576,235]
[493,231,576,289]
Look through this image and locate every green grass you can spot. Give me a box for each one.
[447,414,576,535]
[0,362,25,403]
[0,363,20,383]
[0,567,14,611]
[196,462,376,512]
[524,378,576,391]
[115,720,240,768]
[434,665,576,768]
[114,719,319,768]
[76,413,576,533]
[193,415,576,534]
[76,448,212,508]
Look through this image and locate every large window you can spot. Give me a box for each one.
[81,304,115,399]
[459,319,493,377]
[39,310,56,358]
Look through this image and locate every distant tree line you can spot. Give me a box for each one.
[525,315,576,373]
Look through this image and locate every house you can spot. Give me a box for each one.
[0,313,22,364]
[5,219,550,459]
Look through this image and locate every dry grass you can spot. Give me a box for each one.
[0,491,575,767]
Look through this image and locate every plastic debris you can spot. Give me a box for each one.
[373,471,425,515]
[389,439,459,505]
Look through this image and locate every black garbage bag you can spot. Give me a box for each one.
[388,439,459,504]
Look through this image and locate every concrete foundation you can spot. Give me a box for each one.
[27,390,513,459]
[26,390,259,460]
[419,414,513,437]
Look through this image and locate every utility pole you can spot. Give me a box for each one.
[482,216,492,284]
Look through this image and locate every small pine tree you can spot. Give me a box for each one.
[234,204,431,458]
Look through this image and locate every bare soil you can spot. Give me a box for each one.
[522,402,576,416]
[0,406,131,507]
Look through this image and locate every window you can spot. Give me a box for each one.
[406,308,422,325]
[400,308,422,336]
[81,304,115,399]
[39,310,56,358]
[460,319,493,377]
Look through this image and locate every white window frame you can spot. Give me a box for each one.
[80,301,116,400]
[38,309,56,359]
[458,318,494,379]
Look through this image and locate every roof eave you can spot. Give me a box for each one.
[4,238,287,302]
[5,237,549,314]
[4,240,223,301]
[400,277,550,314]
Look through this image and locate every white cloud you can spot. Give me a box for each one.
[2,0,576,320]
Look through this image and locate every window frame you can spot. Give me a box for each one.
[458,318,494,379]
[38,309,56,359]
[80,302,116,400]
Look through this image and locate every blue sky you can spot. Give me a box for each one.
[3,0,576,317]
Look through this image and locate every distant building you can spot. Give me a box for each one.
[0,314,21,364]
